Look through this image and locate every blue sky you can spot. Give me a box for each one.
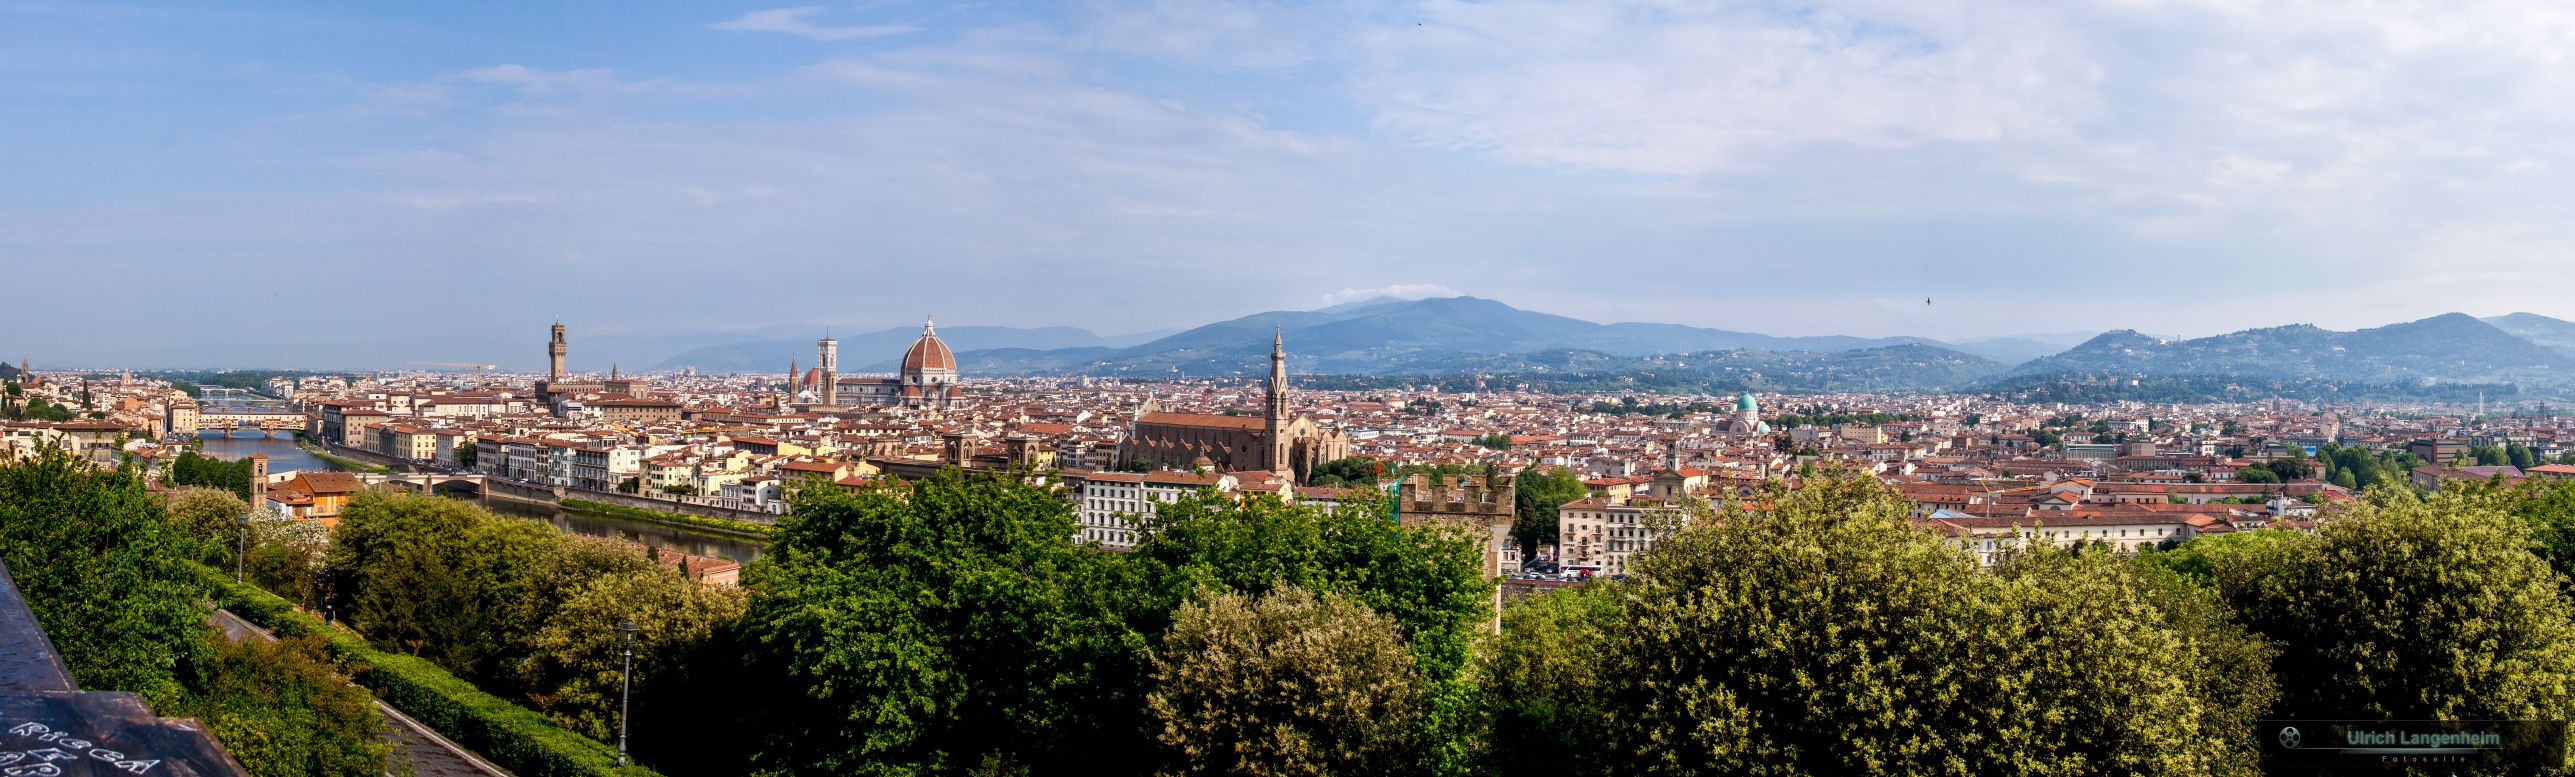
[8,1,2575,368]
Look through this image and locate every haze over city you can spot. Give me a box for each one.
[12,1,2575,367]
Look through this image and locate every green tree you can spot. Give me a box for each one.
[1471,433,1512,450]
[2214,488,2575,755]
[2137,529,2307,586]
[323,490,578,689]
[245,516,330,610]
[1481,583,1618,777]
[458,439,478,468]
[1510,466,1588,559]
[168,634,391,777]
[2261,457,2311,481]
[1132,491,1490,775]
[736,471,1150,774]
[0,444,206,703]
[1306,456,1381,488]
[1993,550,2278,777]
[2507,442,2538,470]
[19,396,75,422]
[1133,491,1487,691]
[166,486,253,568]
[1585,474,2264,775]
[2473,443,2510,467]
[167,451,255,500]
[447,516,571,686]
[517,567,747,768]
[1147,586,1428,777]
[2447,477,2575,598]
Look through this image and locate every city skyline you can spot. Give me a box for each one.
[10,1,2575,365]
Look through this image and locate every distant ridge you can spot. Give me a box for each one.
[2484,312,2575,359]
[642,300,2575,396]
[942,296,1942,376]
[2014,313,2574,385]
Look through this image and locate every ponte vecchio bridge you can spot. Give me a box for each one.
[190,387,309,432]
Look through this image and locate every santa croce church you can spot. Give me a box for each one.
[1118,333,1350,482]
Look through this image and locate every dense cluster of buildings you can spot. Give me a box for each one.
[11,322,2575,579]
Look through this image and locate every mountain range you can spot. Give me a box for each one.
[877,296,2050,376]
[635,297,2575,398]
[2015,313,2575,386]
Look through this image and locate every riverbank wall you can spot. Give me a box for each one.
[480,475,777,527]
[568,489,779,526]
[312,438,778,525]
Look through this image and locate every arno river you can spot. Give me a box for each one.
[194,430,764,563]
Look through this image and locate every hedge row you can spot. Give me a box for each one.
[560,497,776,540]
[201,568,661,777]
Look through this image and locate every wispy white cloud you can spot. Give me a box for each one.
[1321,284,1461,306]
[712,7,913,41]
[450,64,667,98]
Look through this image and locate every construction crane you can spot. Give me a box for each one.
[415,361,498,383]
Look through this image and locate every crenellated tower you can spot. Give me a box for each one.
[548,322,568,382]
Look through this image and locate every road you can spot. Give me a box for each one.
[211,609,514,777]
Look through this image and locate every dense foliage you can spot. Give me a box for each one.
[205,573,657,777]
[1481,583,1619,776]
[1303,455,1381,487]
[0,446,389,775]
[2212,488,2575,744]
[166,634,391,777]
[1510,465,1587,556]
[42,431,2575,776]
[322,490,739,771]
[167,450,256,499]
[736,471,1149,774]
[736,470,1489,775]
[0,445,207,701]
[1513,475,2272,775]
[2316,442,2421,490]
[1148,586,1429,776]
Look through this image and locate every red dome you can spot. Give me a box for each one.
[902,317,956,372]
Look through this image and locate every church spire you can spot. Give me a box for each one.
[1267,329,1290,421]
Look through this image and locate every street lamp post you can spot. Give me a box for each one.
[616,618,640,766]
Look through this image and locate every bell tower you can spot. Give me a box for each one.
[547,322,568,382]
[1265,330,1293,474]
[817,332,839,408]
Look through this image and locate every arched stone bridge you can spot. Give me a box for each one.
[355,471,490,500]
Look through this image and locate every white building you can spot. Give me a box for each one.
[1076,470,1236,550]
[1556,494,1695,576]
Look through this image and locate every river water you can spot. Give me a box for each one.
[193,430,765,563]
